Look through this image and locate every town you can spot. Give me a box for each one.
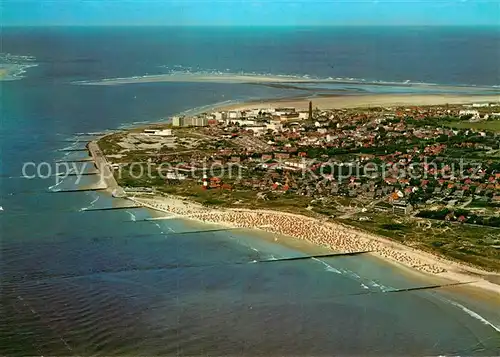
[98,100,500,271]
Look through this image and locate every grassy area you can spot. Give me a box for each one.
[468,199,500,209]
[340,213,500,272]
[154,181,316,215]
[116,163,165,187]
[97,133,126,155]
[445,120,500,132]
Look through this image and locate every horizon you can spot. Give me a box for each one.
[2,24,500,28]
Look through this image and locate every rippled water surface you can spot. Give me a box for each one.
[1,27,499,355]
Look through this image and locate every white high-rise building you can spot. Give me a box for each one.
[172,116,183,127]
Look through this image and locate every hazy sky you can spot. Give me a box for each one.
[2,0,499,26]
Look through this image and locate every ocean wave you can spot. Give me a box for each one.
[48,180,64,191]
[89,195,99,206]
[312,257,341,274]
[79,194,100,212]
[154,222,165,234]
[310,257,394,290]
[442,297,500,333]
[126,210,136,222]
[365,280,392,292]
[60,140,82,151]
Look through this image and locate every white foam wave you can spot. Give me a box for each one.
[314,262,392,290]
[126,210,136,222]
[324,265,342,274]
[444,298,500,333]
[79,194,100,211]
[152,222,169,233]
[312,257,341,274]
[48,180,63,191]
[90,195,99,206]
[366,280,392,292]
[60,141,80,151]
[345,270,361,279]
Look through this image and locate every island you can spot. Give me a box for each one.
[0,53,37,81]
[91,93,500,294]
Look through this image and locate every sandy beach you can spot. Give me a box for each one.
[128,194,500,296]
[219,93,500,111]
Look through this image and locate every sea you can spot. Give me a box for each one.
[1,26,499,356]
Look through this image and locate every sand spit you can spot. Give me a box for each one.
[75,73,321,85]
[74,73,499,93]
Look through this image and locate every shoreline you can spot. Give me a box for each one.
[217,93,500,111]
[127,193,500,296]
[88,92,500,296]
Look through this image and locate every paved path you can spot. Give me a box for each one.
[88,141,126,197]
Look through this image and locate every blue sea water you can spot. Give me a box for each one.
[1,27,499,355]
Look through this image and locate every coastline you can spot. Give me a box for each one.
[218,93,500,111]
[0,63,38,81]
[87,140,126,197]
[87,92,500,297]
[127,193,500,297]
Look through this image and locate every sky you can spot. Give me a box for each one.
[1,0,499,27]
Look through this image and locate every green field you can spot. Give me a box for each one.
[446,120,500,132]
[341,213,500,272]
